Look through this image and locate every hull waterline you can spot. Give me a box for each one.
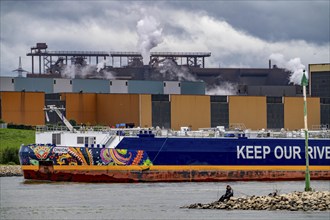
[21,165,330,183]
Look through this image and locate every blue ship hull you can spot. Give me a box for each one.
[116,136,330,166]
[19,135,330,182]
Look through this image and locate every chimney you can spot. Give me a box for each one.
[269,59,271,69]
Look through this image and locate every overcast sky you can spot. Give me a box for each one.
[1,0,329,76]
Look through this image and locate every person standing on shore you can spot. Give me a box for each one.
[218,185,234,202]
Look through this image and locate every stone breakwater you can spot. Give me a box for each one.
[183,191,330,211]
[0,165,23,177]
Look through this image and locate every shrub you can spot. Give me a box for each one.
[0,147,19,165]
[69,119,77,126]
[7,123,34,130]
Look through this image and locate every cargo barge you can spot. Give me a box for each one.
[19,106,330,182]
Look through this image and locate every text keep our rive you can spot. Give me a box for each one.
[237,145,330,160]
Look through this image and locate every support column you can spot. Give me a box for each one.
[31,56,34,74]
[39,55,42,75]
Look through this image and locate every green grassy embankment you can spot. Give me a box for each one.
[0,128,35,164]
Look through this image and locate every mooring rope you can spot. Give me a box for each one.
[152,137,168,164]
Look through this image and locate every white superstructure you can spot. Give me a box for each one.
[36,105,330,149]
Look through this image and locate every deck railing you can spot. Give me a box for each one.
[35,125,330,138]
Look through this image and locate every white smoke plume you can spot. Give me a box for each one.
[97,58,106,72]
[206,82,238,95]
[61,58,116,79]
[96,58,116,79]
[156,59,197,81]
[269,53,306,85]
[62,65,95,79]
[61,65,76,79]
[94,70,116,80]
[136,15,163,65]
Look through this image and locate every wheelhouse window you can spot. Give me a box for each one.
[52,133,61,145]
[77,137,84,144]
[77,136,96,145]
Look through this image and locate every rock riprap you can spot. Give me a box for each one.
[183,191,330,211]
[0,165,23,177]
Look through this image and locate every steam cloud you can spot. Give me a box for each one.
[137,15,163,65]
[62,58,116,79]
[62,65,95,79]
[97,59,106,72]
[269,53,307,85]
[155,59,197,81]
[206,82,238,95]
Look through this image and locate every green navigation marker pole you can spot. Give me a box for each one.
[301,70,311,191]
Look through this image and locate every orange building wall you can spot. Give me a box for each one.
[284,97,320,130]
[229,96,267,130]
[171,95,210,130]
[1,92,322,130]
[96,94,140,127]
[0,91,44,125]
[61,93,97,125]
[139,94,152,128]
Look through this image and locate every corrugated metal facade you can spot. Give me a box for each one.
[284,97,320,130]
[1,77,207,95]
[0,91,325,130]
[210,96,229,128]
[72,79,110,93]
[0,91,44,125]
[61,93,97,125]
[170,95,210,130]
[109,80,128,93]
[0,77,15,91]
[53,78,72,93]
[229,96,267,130]
[140,94,152,128]
[247,86,297,97]
[310,72,330,98]
[14,78,53,93]
[152,95,171,129]
[266,97,284,129]
[309,64,330,98]
[96,94,140,127]
[180,81,205,95]
[128,80,163,94]
[320,97,330,127]
[163,81,180,94]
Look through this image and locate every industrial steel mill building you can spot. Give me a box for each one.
[0,43,329,131]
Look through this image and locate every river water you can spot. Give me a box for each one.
[1,177,329,220]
